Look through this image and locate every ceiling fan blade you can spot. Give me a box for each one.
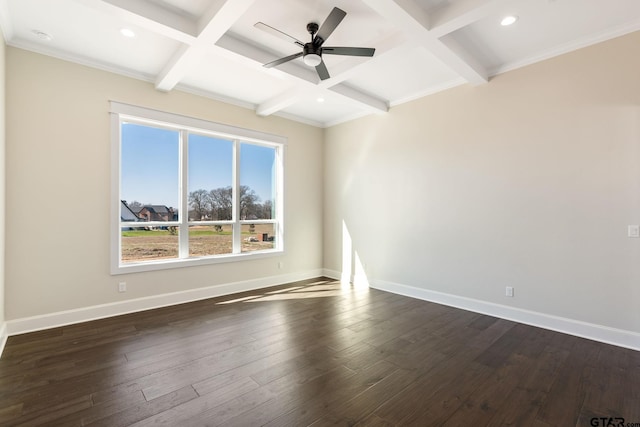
[264,52,303,68]
[316,60,330,80]
[255,22,304,47]
[322,47,375,57]
[314,7,346,47]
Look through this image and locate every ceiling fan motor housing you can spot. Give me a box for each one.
[303,43,321,57]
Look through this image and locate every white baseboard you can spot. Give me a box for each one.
[373,279,640,351]
[323,269,341,281]
[0,321,7,357]
[322,269,640,351]
[7,269,638,353]
[6,269,324,337]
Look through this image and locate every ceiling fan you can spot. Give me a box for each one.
[255,7,375,81]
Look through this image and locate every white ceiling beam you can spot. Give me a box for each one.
[362,0,488,85]
[155,45,207,92]
[429,0,516,38]
[329,84,389,114]
[422,35,488,85]
[155,0,257,91]
[195,0,255,40]
[439,34,489,83]
[256,87,304,116]
[256,79,388,118]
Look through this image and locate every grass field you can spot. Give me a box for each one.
[121,224,275,263]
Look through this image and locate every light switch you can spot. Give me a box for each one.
[628,225,640,238]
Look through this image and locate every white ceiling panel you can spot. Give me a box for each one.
[278,87,369,126]
[6,0,182,77]
[345,44,463,104]
[179,49,294,106]
[1,0,638,127]
[451,0,640,74]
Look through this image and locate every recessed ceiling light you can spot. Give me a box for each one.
[31,30,53,41]
[120,28,136,38]
[317,97,325,103]
[500,15,518,26]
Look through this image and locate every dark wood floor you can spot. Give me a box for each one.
[0,277,638,426]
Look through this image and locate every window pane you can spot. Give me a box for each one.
[188,134,233,221]
[241,223,276,252]
[114,104,283,271]
[240,143,276,220]
[121,226,179,263]
[121,123,179,214]
[189,224,233,257]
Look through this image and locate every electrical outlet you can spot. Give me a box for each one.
[278,261,283,269]
[505,286,514,297]
[628,225,640,238]
[118,282,126,293]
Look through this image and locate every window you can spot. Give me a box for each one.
[111,102,285,274]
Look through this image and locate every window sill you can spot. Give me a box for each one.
[111,249,283,275]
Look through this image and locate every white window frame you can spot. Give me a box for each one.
[110,102,285,275]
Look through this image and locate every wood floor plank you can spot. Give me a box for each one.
[535,337,602,426]
[380,360,492,426]
[484,345,570,426]
[139,330,320,401]
[320,367,418,425]
[0,277,637,426]
[44,389,147,426]
[5,394,92,427]
[219,364,357,426]
[440,353,533,426]
[87,385,199,427]
[0,403,23,425]
[263,360,400,427]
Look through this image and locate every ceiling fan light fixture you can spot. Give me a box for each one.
[303,53,322,67]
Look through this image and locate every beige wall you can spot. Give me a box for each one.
[5,47,324,320]
[324,32,640,333]
[0,32,5,329]
[4,31,640,338]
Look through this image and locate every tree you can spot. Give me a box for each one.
[261,200,273,219]
[188,189,209,220]
[209,187,232,220]
[189,185,263,220]
[128,200,143,212]
[239,185,260,220]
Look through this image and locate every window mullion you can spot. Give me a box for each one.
[232,139,241,254]
[276,145,284,251]
[179,130,189,258]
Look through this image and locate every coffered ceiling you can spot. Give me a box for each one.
[1,0,639,127]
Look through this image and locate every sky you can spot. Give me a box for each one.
[121,123,276,208]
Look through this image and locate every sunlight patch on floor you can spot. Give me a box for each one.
[215,280,365,305]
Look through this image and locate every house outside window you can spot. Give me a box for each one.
[111,102,285,274]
